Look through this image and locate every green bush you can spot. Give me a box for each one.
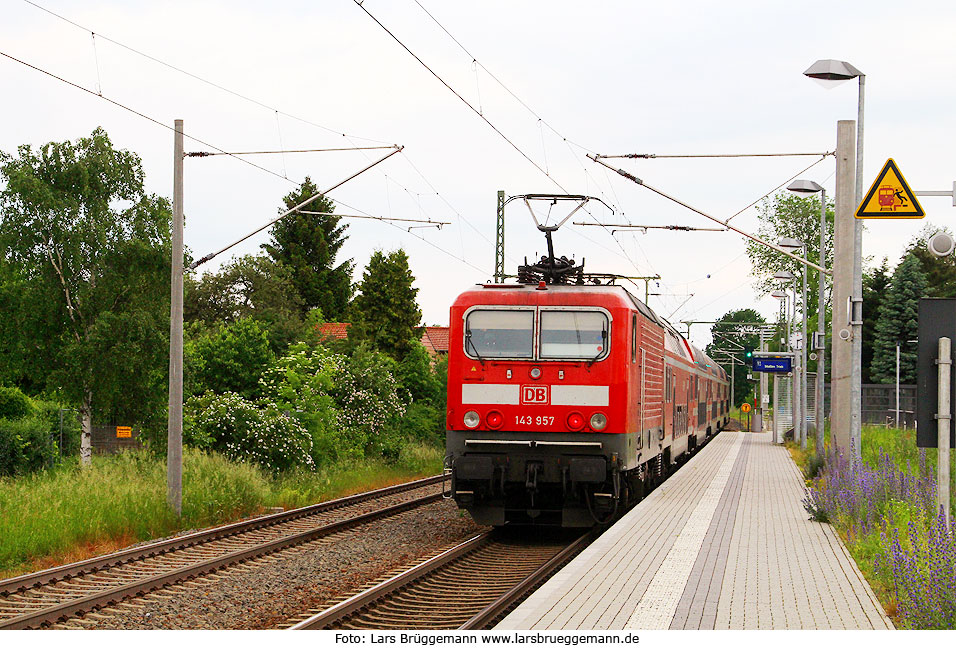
[394,401,443,447]
[259,344,353,465]
[396,342,443,404]
[34,400,81,457]
[0,415,56,476]
[0,386,35,420]
[184,318,275,400]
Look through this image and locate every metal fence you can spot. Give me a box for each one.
[820,383,917,428]
[91,424,144,454]
[774,375,793,441]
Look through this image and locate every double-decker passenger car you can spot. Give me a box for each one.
[445,281,729,527]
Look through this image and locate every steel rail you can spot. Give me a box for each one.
[0,492,442,630]
[458,530,593,629]
[289,533,491,630]
[289,530,593,631]
[0,475,442,595]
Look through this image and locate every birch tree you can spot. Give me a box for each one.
[0,129,171,465]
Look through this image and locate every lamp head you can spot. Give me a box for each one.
[928,231,956,258]
[771,290,788,299]
[777,237,804,251]
[804,59,863,81]
[787,179,824,195]
[773,270,795,282]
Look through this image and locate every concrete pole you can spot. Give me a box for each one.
[816,189,827,458]
[896,342,901,429]
[773,374,780,444]
[791,281,800,444]
[167,119,184,517]
[801,261,808,451]
[938,337,951,528]
[730,359,735,413]
[851,77,866,467]
[830,120,856,458]
[759,334,768,432]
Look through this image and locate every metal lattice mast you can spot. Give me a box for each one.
[494,190,505,283]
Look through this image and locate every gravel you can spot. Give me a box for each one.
[69,500,486,630]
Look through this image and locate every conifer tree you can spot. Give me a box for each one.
[263,178,352,320]
[861,259,890,383]
[351,249,422,361]
[871,254,927,384]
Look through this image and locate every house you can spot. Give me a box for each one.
[317,322,351,340]
[420,326,450,362]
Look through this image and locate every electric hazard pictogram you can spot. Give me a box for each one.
[856,159,925,219]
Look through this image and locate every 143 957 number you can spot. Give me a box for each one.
[515,415,555,426]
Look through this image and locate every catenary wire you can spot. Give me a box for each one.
[21,0,392,146]
[23,0,639,282]
[1,48,491,281]
[21,0,497,265]
[0,49,300,185]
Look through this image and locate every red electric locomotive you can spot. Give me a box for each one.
[444,248,729,527]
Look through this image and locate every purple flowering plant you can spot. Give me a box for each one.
[802,430,956,629]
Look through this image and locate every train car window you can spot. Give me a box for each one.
[464,309,534,359]
[539,311,609,360]
[631,314,637,363]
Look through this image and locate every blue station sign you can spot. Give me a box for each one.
[752,357,792,373]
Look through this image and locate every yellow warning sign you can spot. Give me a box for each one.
[856,159,925,219]
[116,426,132,439]
[741,403,752,413]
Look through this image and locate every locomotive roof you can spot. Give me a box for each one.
[457,282,655,314]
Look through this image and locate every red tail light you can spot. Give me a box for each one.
[487,410,504,429]
[567,412,585,431]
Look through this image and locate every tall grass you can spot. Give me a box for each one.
[0,443,444,577]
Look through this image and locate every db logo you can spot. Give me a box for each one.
[521,385,550,405]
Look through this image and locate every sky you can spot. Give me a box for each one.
[3,0,955,349]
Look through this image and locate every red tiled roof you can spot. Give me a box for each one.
[420,326,450,354]
[318,322,351,340]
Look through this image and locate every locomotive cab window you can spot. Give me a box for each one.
[539,310,609,360]
[464,309,534,359]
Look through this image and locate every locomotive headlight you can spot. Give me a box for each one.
[529,367,542,379]
[589,412,607,431]
[463,410,480,429]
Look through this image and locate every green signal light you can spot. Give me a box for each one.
[745,350,753,358]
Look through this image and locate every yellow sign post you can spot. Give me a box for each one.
[116,426,132,439]
[740,403,752,413]
[856,158,925,219]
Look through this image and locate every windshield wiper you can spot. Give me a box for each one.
[586,327,608,368]
[465,329,485,366]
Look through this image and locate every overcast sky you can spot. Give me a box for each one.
[3,0,955,348]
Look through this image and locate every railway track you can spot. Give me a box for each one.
[287,529,593,630]
[0,475,445,630]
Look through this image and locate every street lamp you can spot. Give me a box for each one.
[805,58,864,464]
[771,289,789,443]
[775,257,805,449]
[788,179,827,458]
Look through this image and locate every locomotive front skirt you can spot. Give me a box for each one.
[445,283,729,527]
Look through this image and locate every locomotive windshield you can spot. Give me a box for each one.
[539,310,609,360]
[464,309,534,358]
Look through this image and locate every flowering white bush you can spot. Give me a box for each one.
[259,343,408,462]
[184,342,412,471]
[184,391,313,474]
[332,345,408,459]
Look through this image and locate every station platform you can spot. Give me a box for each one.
[497,431,893,630]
